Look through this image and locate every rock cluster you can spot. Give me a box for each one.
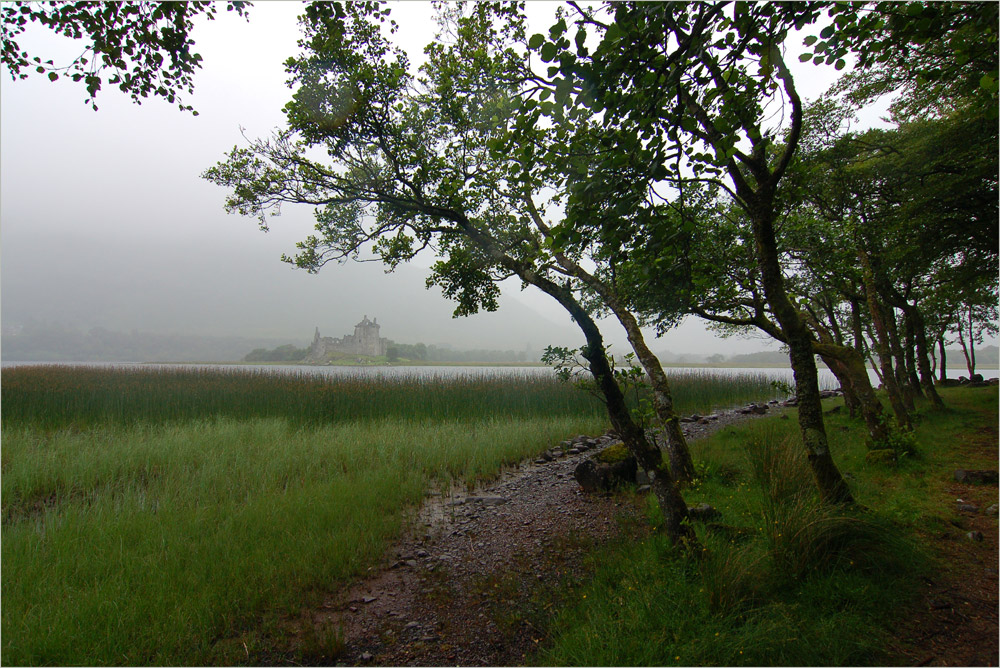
[573,455,638,494]
[680,412,722,424]
[938,375,999,388]
[533,432,617,464]
[954,469,1000,485]
[777,389,842,408]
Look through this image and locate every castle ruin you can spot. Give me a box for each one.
[306,315,388,362]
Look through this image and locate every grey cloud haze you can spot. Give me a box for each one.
[1,2,790,360]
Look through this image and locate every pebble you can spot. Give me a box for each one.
[361,651,373,661]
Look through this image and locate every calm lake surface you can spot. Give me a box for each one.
[6,360,994,387]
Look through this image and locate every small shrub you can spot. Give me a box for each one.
[694,460,741,486]
[699,542,770,613]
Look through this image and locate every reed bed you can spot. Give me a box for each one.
[663,368,787,415]
[1,365,605,429]
[1,365,783,430]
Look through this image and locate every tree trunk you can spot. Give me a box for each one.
[906,305,944,407]
[826,355,861,418]
[576,324,695,544]
[452,214,697,546]
[850,297,866,357]
[957,322,974,377]
[517,269,697,545]
[815,342,892,447]
[938,337,948,382]
[885,309,917,411]
[962,307,977,376]
[929,341,937,378]
[750,202,853,505]
[857,246,911,430]
[611,308,696,484]
[525,197,696,484]
[902,311,924,398]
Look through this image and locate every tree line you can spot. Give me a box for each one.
[7,1,997,545]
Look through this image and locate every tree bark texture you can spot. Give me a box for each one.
[750,203,854,505]
[938,337,948,382]
[611,308,696,483]
[958,307,976,376]
[815,343,892,447]
[907,305,945,407]
[514,268,697,544]
[825,355,861,418]
[902,311,924,398]
[885,310,917,411]
[857,246,912,430]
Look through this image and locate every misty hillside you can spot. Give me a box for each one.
[1,231,585,355]
[0,323,304,363]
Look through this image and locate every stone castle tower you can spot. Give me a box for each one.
[306,315,388,362]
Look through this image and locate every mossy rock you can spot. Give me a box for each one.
[865,448,898,467]
[594,442,630,464]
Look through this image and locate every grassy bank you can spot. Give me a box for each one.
[536,385,998,666]
[1,416,610,666]
[1,365,784,665]
[0,365,824,664]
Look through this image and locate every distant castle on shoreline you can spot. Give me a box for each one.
[305,315,388,362]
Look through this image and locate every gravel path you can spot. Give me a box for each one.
[292,404,775,666]
[272,391,998,667]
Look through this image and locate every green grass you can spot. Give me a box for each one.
[0,364,807,665]
[1,416,611,666]
[537,385,998,666]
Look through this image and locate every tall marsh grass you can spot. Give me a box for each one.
[1,365,605,429]
[1,364,783,430]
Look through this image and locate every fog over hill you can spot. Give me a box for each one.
[1,212,787,361]
[0,231,585,357]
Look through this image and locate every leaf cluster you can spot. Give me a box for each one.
[1,1,250,112]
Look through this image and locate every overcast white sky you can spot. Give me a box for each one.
[1,2,890,356]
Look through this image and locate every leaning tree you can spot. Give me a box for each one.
[204,2,698,543]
